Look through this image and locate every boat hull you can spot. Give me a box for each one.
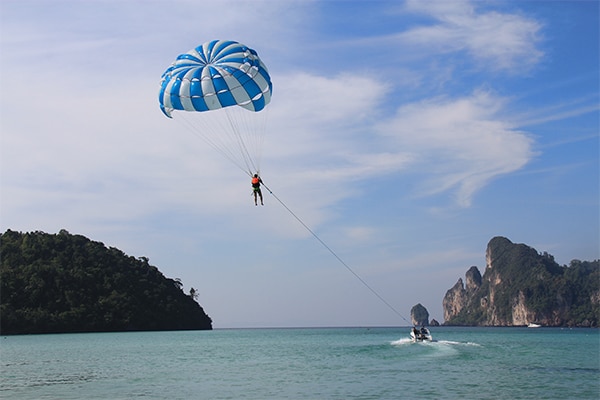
[410,328,433,342]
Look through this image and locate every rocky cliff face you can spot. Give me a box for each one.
[443,237,599,327]
[442,266,481,322]
[411,303,429,326]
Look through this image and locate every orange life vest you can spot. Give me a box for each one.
[252,177,260,185]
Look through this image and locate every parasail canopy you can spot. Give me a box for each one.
[158,40,273,176]
[159,40,272,118]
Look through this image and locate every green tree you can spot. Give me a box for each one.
[0,229,212,334]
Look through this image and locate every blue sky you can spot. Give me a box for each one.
[1,0,598,328]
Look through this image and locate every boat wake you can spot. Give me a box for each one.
[390,338,413,346]
[437,340,481,347]
[390,338,480,347]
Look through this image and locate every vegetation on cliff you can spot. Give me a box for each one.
[444,237,599,327]
[0,229,212,334]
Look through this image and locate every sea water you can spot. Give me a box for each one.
[1,327,598,399]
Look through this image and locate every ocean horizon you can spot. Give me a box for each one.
[2,326,598,399]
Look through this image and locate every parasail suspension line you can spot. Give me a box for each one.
[261,182,411,325]
[175,113,255,177]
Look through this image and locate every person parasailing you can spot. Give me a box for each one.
[252,174,264,206]
[158,39,273,198]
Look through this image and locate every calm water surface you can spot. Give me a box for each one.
[1,327,598,399]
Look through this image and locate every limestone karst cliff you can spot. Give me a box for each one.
[411,303,429,326]
[443,237,599,327]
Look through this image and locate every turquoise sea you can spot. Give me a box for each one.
[1,327,598,399]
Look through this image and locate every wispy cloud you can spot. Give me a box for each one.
[400,0,543,71]
[375,90,535,207]
[512,95,600,127]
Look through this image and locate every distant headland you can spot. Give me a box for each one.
[411,237,598,328]
[442,237,598,327]
[0,229,212,335]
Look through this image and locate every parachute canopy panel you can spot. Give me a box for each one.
[159,40,272,118]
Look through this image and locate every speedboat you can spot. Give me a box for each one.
[527,323,542,328]
[410,327,433,342]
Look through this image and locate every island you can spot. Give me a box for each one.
[0,229,212,335]
[443,236,599,327]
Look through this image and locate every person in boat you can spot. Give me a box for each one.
[420,326,428,335]
[412,327,419,337]
[251,174,264,206]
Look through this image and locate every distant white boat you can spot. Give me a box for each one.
[410,327,433,342]
[528,323,542,328]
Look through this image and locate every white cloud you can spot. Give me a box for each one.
[270,72,390,129]
[401,0,543,71]
[375,90,535,207]
[512,94,600,128]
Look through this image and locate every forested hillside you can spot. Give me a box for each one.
[0,229,212,334]
[443,237,599,327]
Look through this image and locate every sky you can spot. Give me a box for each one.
[1,0,598,328]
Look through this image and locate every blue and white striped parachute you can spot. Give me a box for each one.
[159,40,272,117]
[159,40,272,176]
